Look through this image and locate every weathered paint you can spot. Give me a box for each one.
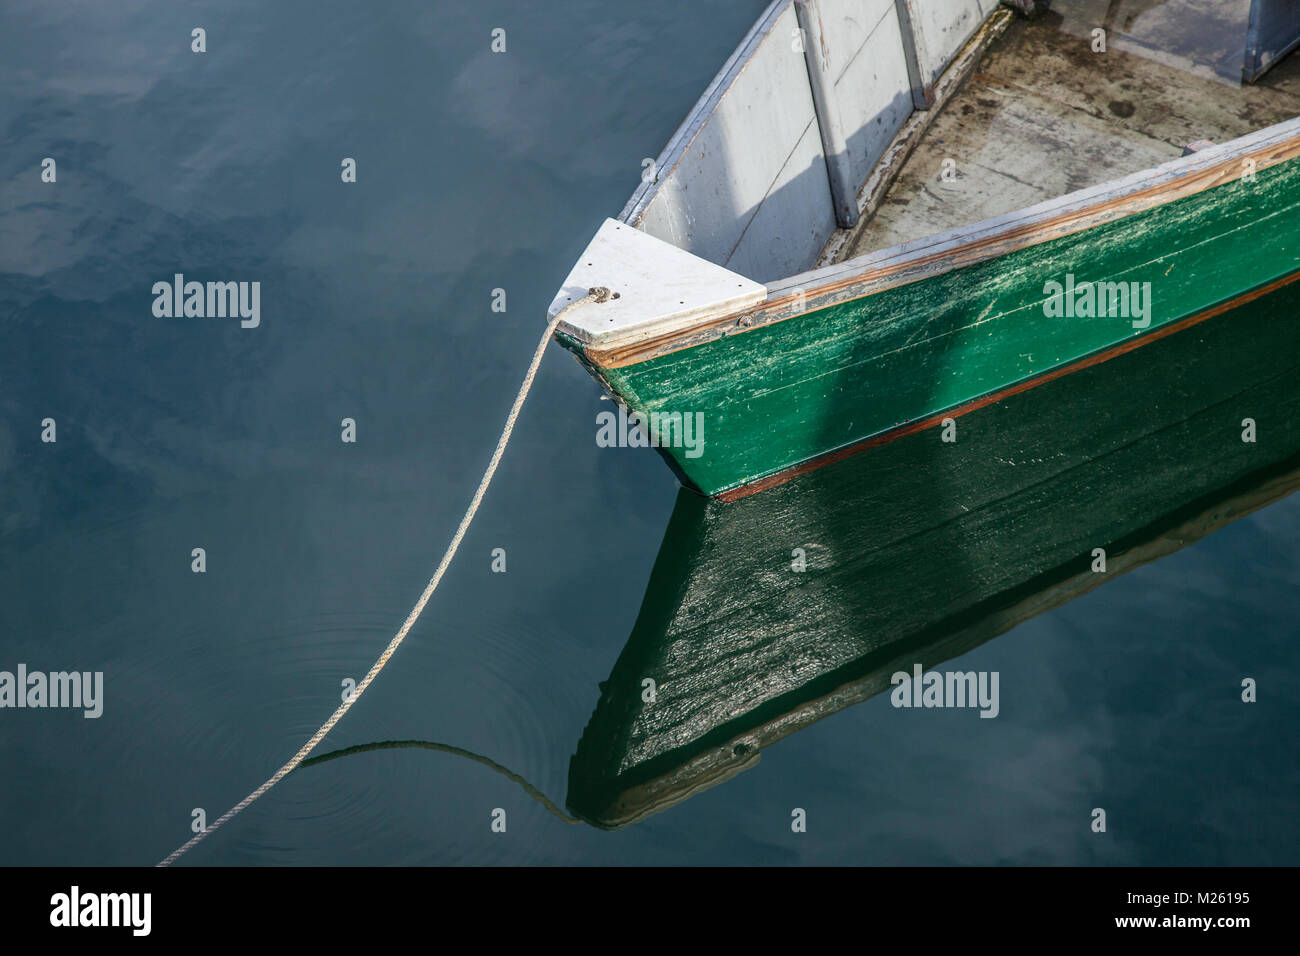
[904,0,1000,87]
[802,0,916,209]
[796,0,861,227]
[1247,0,1300,81]
[566,290,1300,827]
[818,5,1013,264]
[839,9,1298,259]
[562,156,1300,496]
[619,0,1007,283]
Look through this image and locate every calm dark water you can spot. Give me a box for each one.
[2,0,1297,866]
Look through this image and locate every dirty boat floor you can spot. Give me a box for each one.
[836,5,1300,261]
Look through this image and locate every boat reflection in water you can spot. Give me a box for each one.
[304,283,1300,830]
[565,280,1300,828]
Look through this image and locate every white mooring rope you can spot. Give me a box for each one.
[158,290,608,866]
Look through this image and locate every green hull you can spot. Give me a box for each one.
[562,158,1300,497]
[566,289,1300,827]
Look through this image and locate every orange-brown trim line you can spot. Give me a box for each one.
[714,268,1300,502]
[586,133,1300,370]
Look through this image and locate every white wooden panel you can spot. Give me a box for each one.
[907,0,998,85]
[818,0,915,191]
[625,2,838,283]
[548,219,767,346]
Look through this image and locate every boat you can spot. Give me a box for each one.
[548,0,1300,499]
[566,284,1300,827]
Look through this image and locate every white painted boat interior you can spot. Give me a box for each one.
[836,0,1300,261]
[619,1,1004,285]
[612,1,1300,280]
[554,0,1300,347]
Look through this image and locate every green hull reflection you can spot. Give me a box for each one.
[566,281,1300,829]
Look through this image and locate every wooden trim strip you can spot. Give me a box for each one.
[586,118,1300,370]
[712,268,1300,502]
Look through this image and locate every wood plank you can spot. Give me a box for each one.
[842,71,1180,253]
[549,219,766,346]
